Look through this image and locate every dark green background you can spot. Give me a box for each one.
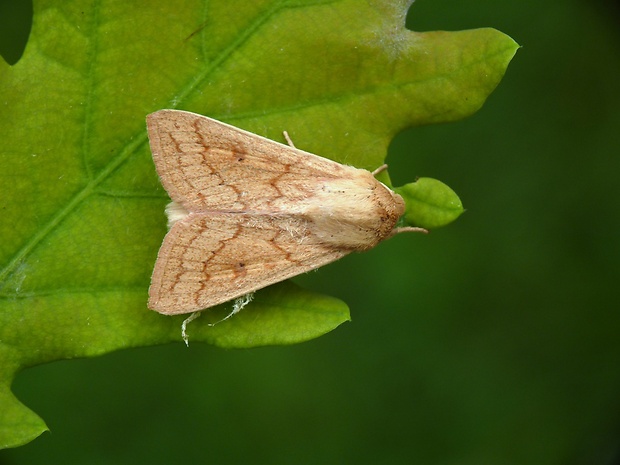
[2,0,619,464]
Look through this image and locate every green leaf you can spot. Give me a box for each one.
[395,177,465,229]
[0,0,518,448]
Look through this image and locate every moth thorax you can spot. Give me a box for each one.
[309,176,405,251]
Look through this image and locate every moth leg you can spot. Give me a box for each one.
[283,131,296,148]
[208,292,254,327]
[372,164,388,176]
[181,311,202,346]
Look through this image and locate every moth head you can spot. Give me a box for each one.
[373,182,406,237]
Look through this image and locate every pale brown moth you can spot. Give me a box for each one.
[147,110,425,315]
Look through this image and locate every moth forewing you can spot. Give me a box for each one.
[147,110,411,315]
[148,213,350,314]
[147,110,358,214]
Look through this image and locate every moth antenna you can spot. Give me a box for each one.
[390,226,429,237]
[372,164,389,176]
[283,131,296,148]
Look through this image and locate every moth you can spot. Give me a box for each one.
[147,110,424,315]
